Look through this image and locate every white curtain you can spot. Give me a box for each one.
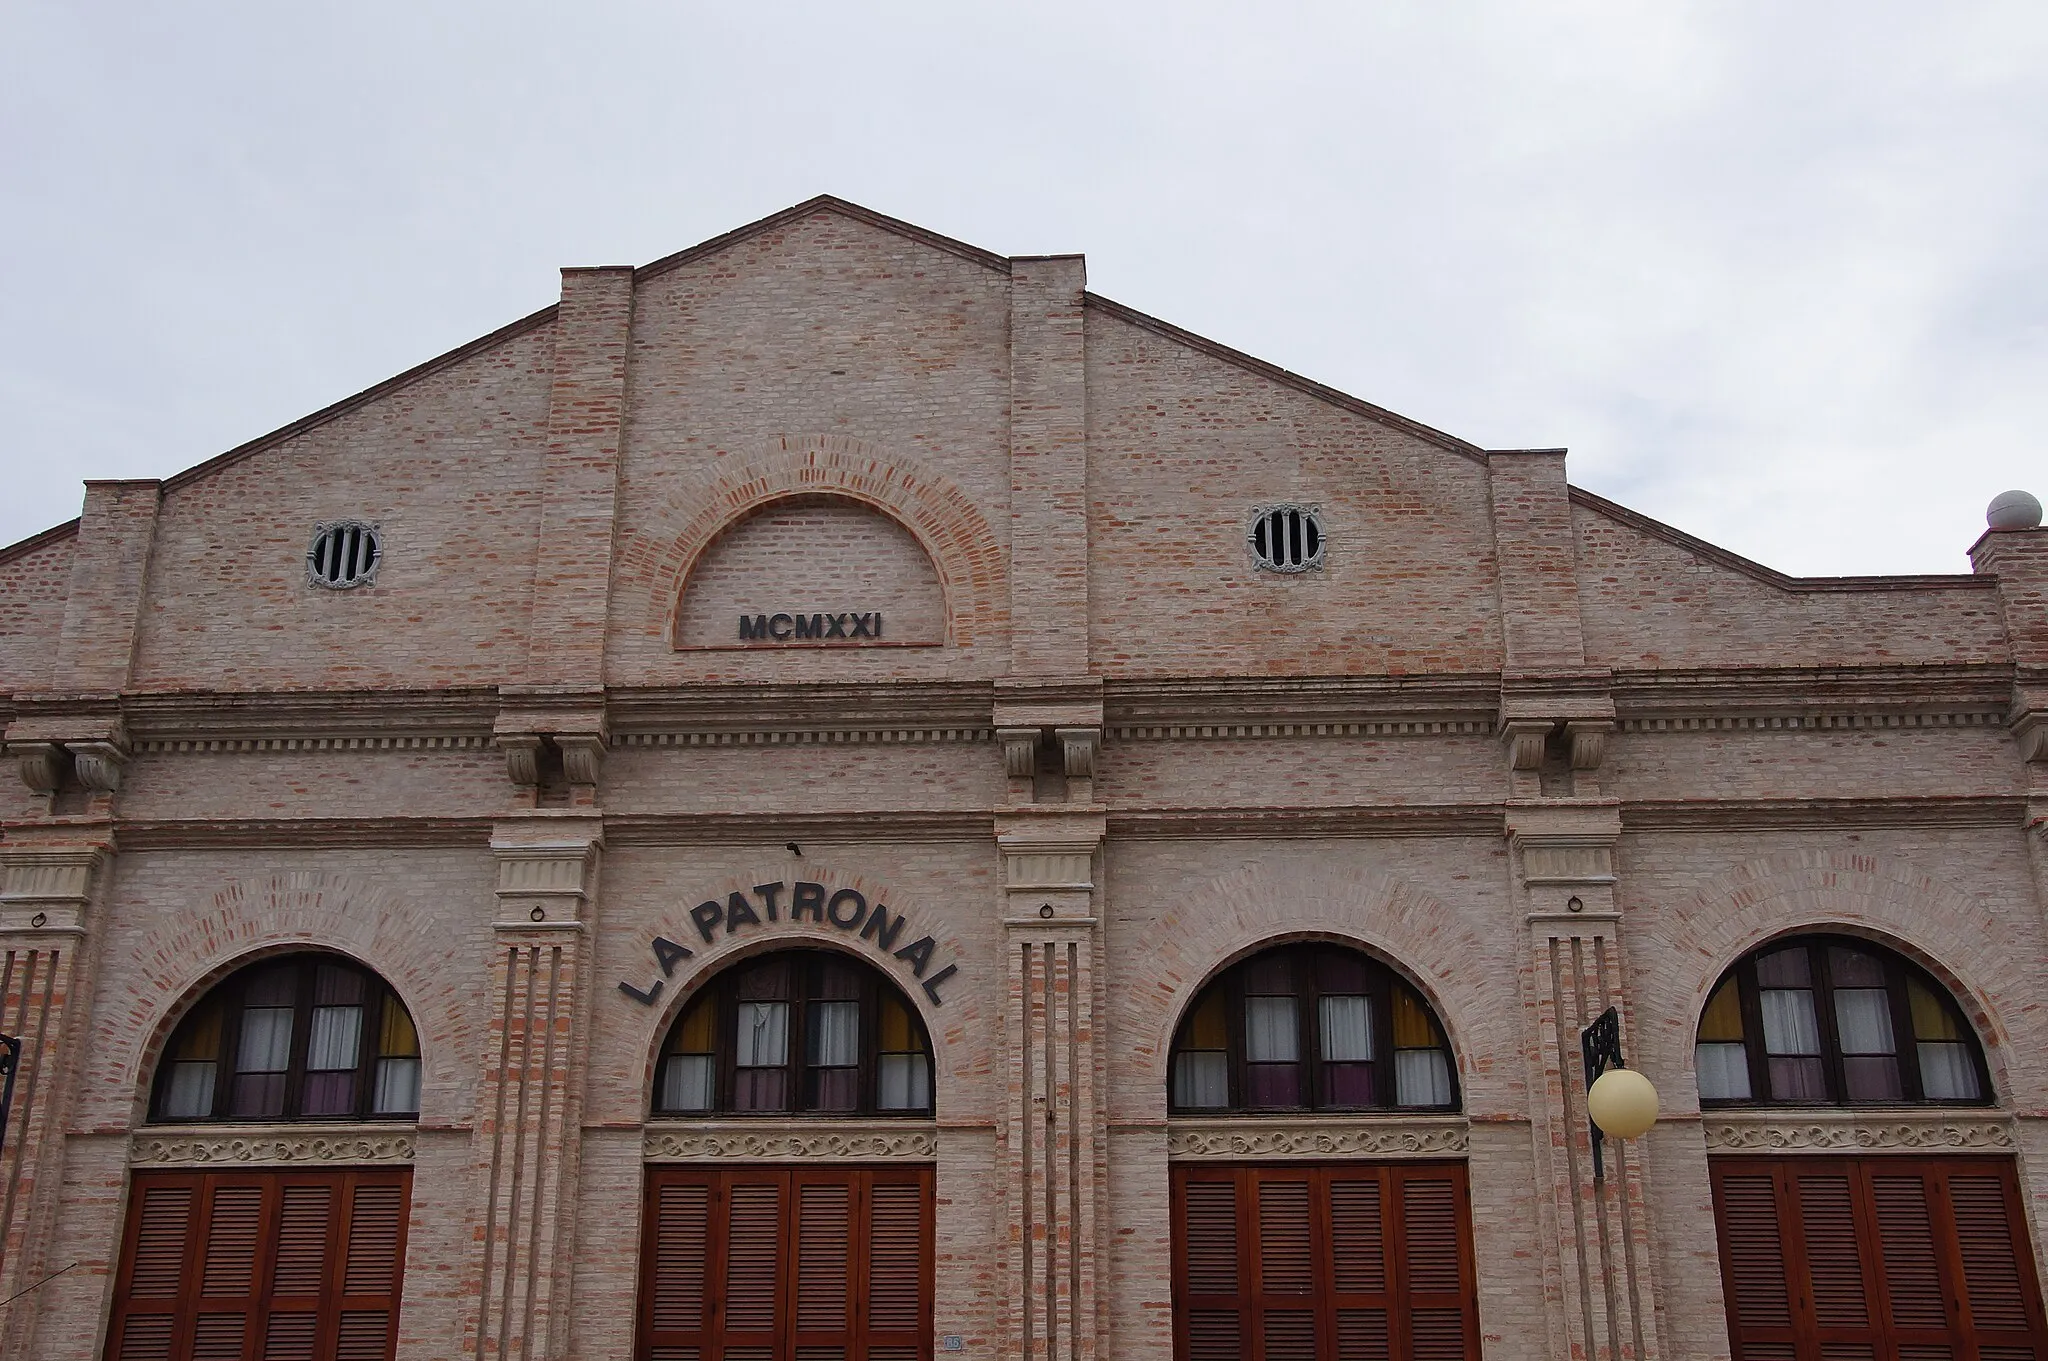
[878,1053,932,1111]
[807,1001,860,1067]
[1318,996,1373,1062]
[735,1001,789,1067]
[373,1057,422,1115]
[1832,989,1895,1055]
[1759,990,1821,1056]
[236,1007,294,1071]
[1694,1042,1752,1100]
[1918,1042,1982,1100]
[660,1053,716,1111]
[1244,997,1299,1063]
[306,1005,362,1071]
[1173,1051,1230,1108]
[163,1061,217,1118]
[1395,1050,1453,1107]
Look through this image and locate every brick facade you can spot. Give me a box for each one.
[3,195,2046,1361]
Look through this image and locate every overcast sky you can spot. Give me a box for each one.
[4,1,2043,574]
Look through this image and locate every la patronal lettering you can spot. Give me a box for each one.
[618,879,956,1008]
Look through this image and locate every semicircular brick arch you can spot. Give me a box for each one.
[1635,848,2035,1110]
[626,434,1006,650]
[586,859,991,1130]
[101,871,479,1129]
[1111,860,1517,1121]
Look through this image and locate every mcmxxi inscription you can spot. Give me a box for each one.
[738,611,883,642]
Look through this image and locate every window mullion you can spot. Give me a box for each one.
[1886,959,1926,1102]
[1810,943,1851,1105]
[1735,958,1771,1103]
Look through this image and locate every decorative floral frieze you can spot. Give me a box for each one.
[131,1126,416,1167]
[1167,1118,1469,1160]
[643,1122,938,1162]
[1702,1113,2015,1153]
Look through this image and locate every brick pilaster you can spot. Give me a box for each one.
[1510,802,1666,1361]
[996,809,1104,1361]
[525,267,635,691]
[0,837,110,1356]
[1008,256,1090,678]
[465,815,602,1361]
[53,479,161,695]
[1969,524,2048,924]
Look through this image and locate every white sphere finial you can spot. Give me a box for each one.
[1987,490,2042,531]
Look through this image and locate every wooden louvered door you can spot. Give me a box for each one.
[104,1169,411,1361]
[638,1166,934,1361]
[1170,1162,1480,1361]
[1711,1155,2048,1361]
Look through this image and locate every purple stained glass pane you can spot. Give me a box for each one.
[1843,1055,1903,1102]
[1755,948,1812,989]
[1246,1063,1302,1108]
[301,1071,357,1117]
[313,964,365,1006]
[1242,954,1294,995]
[1324,1062,1375,1107]
[731,1068,788,1113]
[1767,1054,1828,1101]
[1827,947,1887,988]
[810,1067,859,1112]
[1316,952,1368,993]
[229,1071,286,1118]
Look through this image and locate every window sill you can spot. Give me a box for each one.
[1701,1106,2014,1154]
[643,1117,939,1162]
[1166,1112,1469,1160]
[130,1122,417,1167]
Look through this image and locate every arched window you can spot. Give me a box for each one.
[1694,933,1989,1106]
[1168,942,1458,1113]
[152,953,422,1122]
[655,949,933,1117]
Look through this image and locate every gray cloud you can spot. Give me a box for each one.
[4,0,2043,573]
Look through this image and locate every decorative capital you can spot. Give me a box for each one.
[1056,727,1099,781]
[69,739,129,792]
[498,733,543,787]
[997,728,1039,780]
[1500,719,1552,771]
[556,733,607,786]
[1567,719,1613,771]
[12,741,65,794]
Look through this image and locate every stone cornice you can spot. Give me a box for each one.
[643,1119,938,1162]
[1107,804,1504,840]
[1104,675,1499,730]
[1167,1115,1470,1159]
[1701,1108,2015,1153]
[131,1124,417,1167]
[1622,796,2025,832]
[117,688,500,743]
[607,682,996,740]
[103,816,495,850]
[603,811,993,846]
[1609,663,2013,716]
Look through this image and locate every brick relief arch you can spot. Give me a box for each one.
[101,871,479,1128]
[589,860,991,1129]
[621,434,1006,651]
[1111,861,1521,1121]
[1634,848,2039,1112]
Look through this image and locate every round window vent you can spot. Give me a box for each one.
[307,521,381,589]
[1248,504,1325,573]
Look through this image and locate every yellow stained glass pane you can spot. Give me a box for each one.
[1698,977,1745,1042]
[1908,979,1963,1042]
[174,1001,224,1060]
[379,997,420,1057]
[879,994,925,1052]
[1186,989,1228,1050]
[671,994,716,1054]
[1392,986,1438,1049]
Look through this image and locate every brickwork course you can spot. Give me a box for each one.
[2,194,2047,1361]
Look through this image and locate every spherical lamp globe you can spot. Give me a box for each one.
[1587,1068,1660,1140]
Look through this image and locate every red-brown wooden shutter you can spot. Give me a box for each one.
[106,1170,410,1361]
[638,1166,934,1361]
[1170,1162,1479,1361]
[1711,1156,2048,1361]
